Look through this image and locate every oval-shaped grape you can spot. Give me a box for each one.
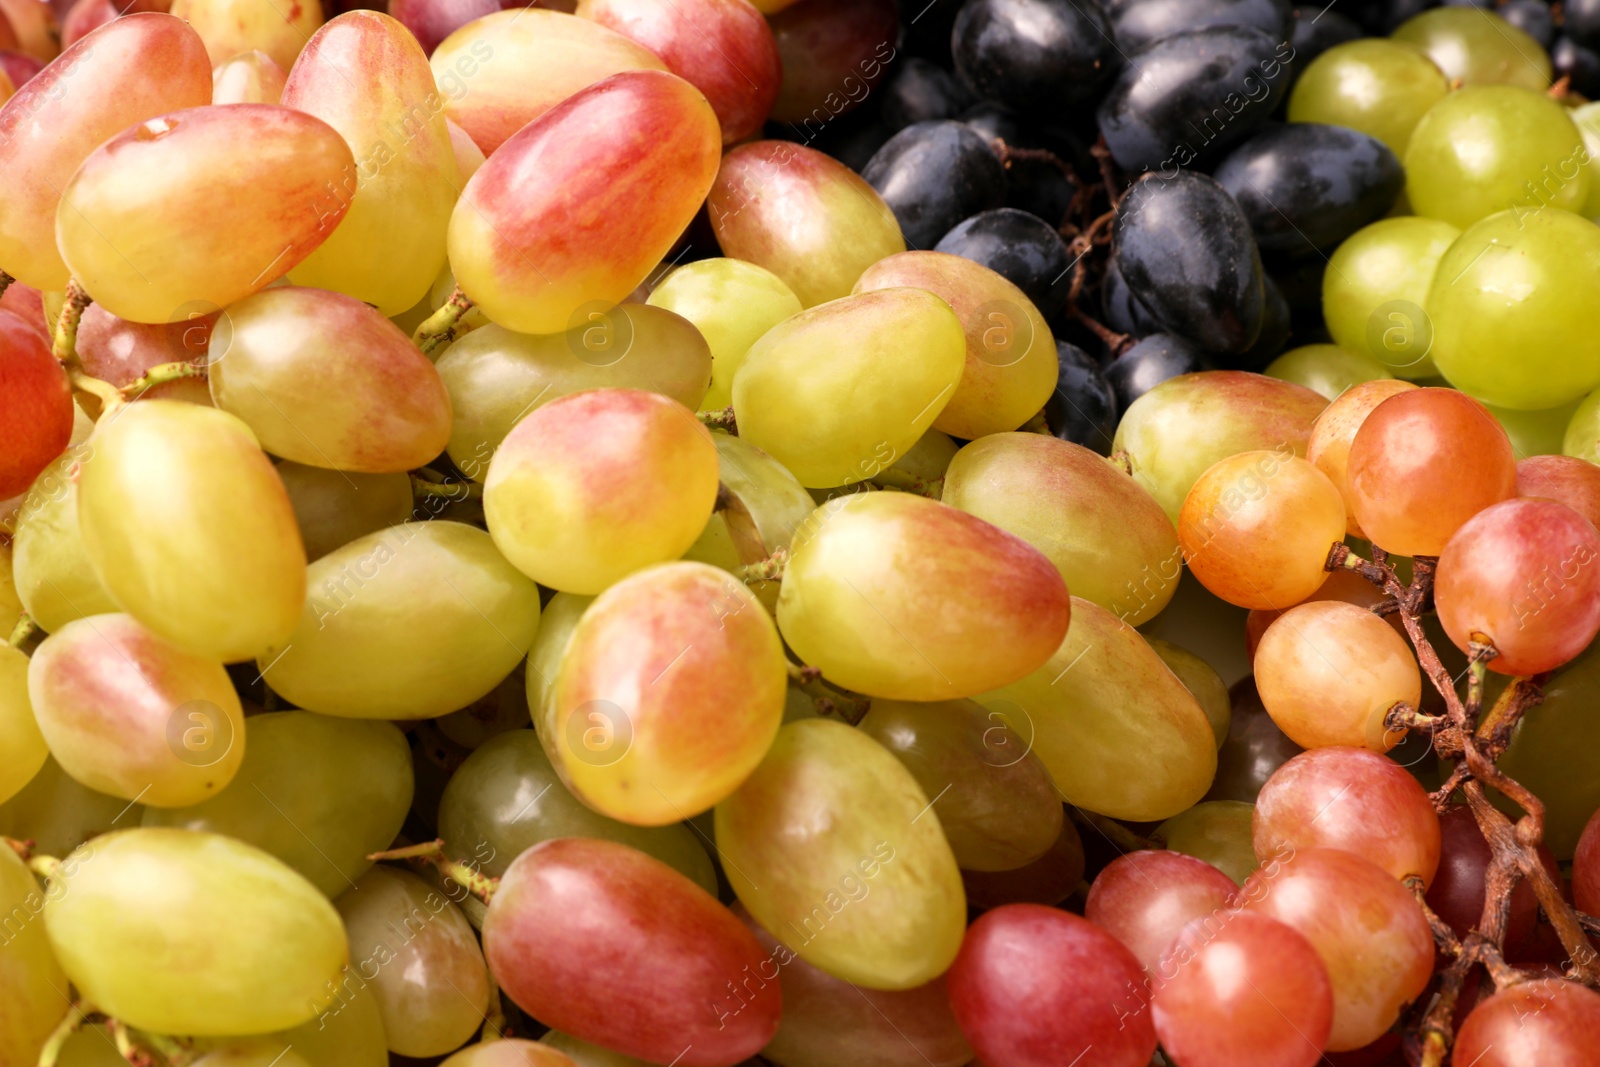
[0,309,71,500]
[1287,38,1450,157]
[645,259,799,412]
[0,756,140,860]
[0,844,68,1067]
[1265,344,1390,401]
[75,302,216,407]
[170,0,324,72]
[767,0,897,123]
[13,450,121,636]
[276,462,415,562]
[1456,979,1600,1067]
[1322,217,1457,379]
[1148,638,1231,747]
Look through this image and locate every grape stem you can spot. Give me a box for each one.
[410,474,482,502]
[739,547,787,583]
[51,279,91,364]
[785,662,872,726]
[0,270,12,300]
[413,285,475,356]
[368,838,500,904]
[8,613,36,648]
[36,1003,92,1067]
[1,836,30,860]
[698,406,737,434]
[120,361,207,399]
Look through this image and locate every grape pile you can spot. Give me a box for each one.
[8,0,1600,1065]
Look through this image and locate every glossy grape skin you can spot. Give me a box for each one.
[1565,386,1600,465]
[1236,847,1434,1051]
[0,13,212,291]
[1106,334,1208,411]
[1046,341,1118,453]
[715,719,966,990]
[1111,0,1288,51]
[143,712,412,898]
[76,303,216,408]
[1322,217,1457,379]
[942,432,1181,625]
[58,105,355,324]
[862,122,1005,251]
[209,287,453,472]
[984,596,1216,821]
[1205,677,1303,802]
[1392,6,1551,88]
[524,592,594,733]
[1498,640,1600,857]
[1576,808,1600,916]
[1519,454,1600,530]
[14,448,125,634]
[1427,805,1546,952]
[1085,850,1237,974]
[0,820,67,1067]
[951,0,1114,113]
[212,49,286,104]
[1306,379,1420,537]
[961,817,1085,910]
[1429,209,1600,410]
[1265,345,1391,401]
[765,0,895,123]
[1147,638,1230,747]
[337,865,488,1057]
[281,12,458,315]
[882,58,974,130]
[1152,911,1335,1067]
[1455,979,1600,1067]
[1245,570,1407,662]
[646,260,798,412]
[0,310,70,499]
[275,462,414,562]
[442,1042,580,1067]
[451,72,718,335]
[168,0,322,70]
[1156,800,1258,884]
[948,903,1156,1067]
[1490,398,1581,458]
[935,208,1072,320]
[707,141,906,309]
[484,838,778,1066]
[44,828,347,1034]
[77,401,306,662]
[0,756,140,859]
[1113,371,1329,523]
[1288,39,1449,157]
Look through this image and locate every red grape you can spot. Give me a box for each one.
[1306,378,1418,539]
[1517,454,1600,530]
[1572,806,1600,916]
[1084,850,1237,973]
[1427,805,1548,954]
[1455,978,1600,1067]
[389,0,500,54]
[0,308,72,499]
[0,277,46,338]
[766,0,897,124]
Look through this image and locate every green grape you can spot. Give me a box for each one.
[1286,39,1449,157]
[336,865,489,1057]
[437,665,531,750]
[893,428,961,482]
[1485,398,1580,458]
[1264,344,1392,401]
[0,844,69,1067]
[1155,800,1259,885]
[191,1043,312,1067]
[436,307,713,482]
[441,1040,579,1067]
[1497,641,1600,857]
[436,729,716,894]
[56,1027,129,1067]
[0,644,46,805]
[143,712,413,898]
[77,400,306,663]
[11,449,119,633]
[1137,569,1253,687]
[714,719,966,991]
[275,462,415,562]
[1322,217,1459,380]
[1405,86,1586,229]
[1427,208,1600,410]
[732,288,965,488]
[525,593,596,730]
[0,540,21,627]
[712,432,831,611]
[857,698,1063,872]
[43,828,348,1034]
[1146,638,1230,748]
[1573,102,1600,219]
[1564,388,1600,464]
[645,258,803,411]
[260,522,541,719]
[266,977,388,1067]
[940,432,1181,626]
[0,757,142,858]
[541,1032,648,1067]
[981,596,1217,822]
[1392,7,1551,89]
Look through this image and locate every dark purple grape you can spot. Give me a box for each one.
[1353,0,1439,34]
[1045,341,1118,454]
[1105,333,1209,409]
[1111,0,1291,52]
[903,0,964,65]
[935,207,1073,318]
[1554,35,1600,97]
[1205,676,1303,803]
[1570,0,1600,49]
[1226,275,1291,370]
[879,57,976,132]
[1288,7,1363,66]
[863,121,1007,249]
[1498,0,1554,47]
[960,103,1084,226]
[1100,251,1163,339]
[951,0,1121,114]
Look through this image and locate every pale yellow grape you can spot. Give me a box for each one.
[1287,39,1449,157]
[525,592,595,729]
[0,757,141,858]
[541,1032,649,1067]
[1573,102,1600,219]
[191,1044,312,1067]
[76,401,306,663]
[11,450,119,632]
[441,1041,579,1067]
[275,462,415,562]
[1321,217,1458,379]
[169,0,324,72]
[267,978,388,1067]
[1392,6,1550,89]
[0,645,47,806]
[1146,637,1231,748]
[260,522,541,719]
[0,845,68,1067]
[0,540,21,626]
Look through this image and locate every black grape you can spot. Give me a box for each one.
[1570,0,1600,49]
[1045,341,1119,454]
[1226,276,1292,371]
[1110,0,1291,52]
[1100,251,1163,339]
[935,207,1073,318]
[951,0,1121,114]
[1554,36,1600,98]
[1288,8,1363,65]
[1205,676,1304,803]
[879,58,976,132]
[1105,333,1210,409]
[960,103,1084,225]
[863,121,1007,249]
[1498,0,1554,47]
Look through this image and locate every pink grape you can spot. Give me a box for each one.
[1455,979,1600,1067]
[1084,850,1237,974]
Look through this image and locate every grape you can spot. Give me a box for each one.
[1113,371,1329,523]
[1427,208,1600,410]
[1246,569,1406,661]
[857,697,1063,872]
[430,8,666,155]
[936,207,1072,320]
[0,644,44,805]
[0,309,71,499]
[442,1042,580,1067]
[1110,0,1288,51]
[961,817,1085,910]
[0,13,211,291]
[1346,388,1518,554]
[483,838,779,1065]
[143,711,412,898]
[767,0,896,123]
[714,718,966,990]
[449,71,719,335]
[1106,334,1207,413]
[436,664,529,749]
[1147,638,1230,747]
[732,289,964,489]
[1287,39,1450,157]
[1264,345,1391,401]
[57,105,357,324]
[1428,805,1549,952]
[539,1033,644,1067]
[777,492,1070,700]
[1156,800,1259,885]
[0,757,141,858]
[947,903,1156,1067]
[862,122,1006,251]
[1178,451,1347,610]
[707,434,817,606]
[281,11,459,316]
[337,865,489,1057]
[275,462,415,562]
[483,390,719,594]
[446,118,485,183]
[1046,340,1118,454]
[1206,677,1304,802]
[941,433,1181,625]
[44,828,348,1034]
[0,837,68,1067]
[212,49,286,105]
[1565,386,1600,465]
[169,0,323,71]
[0,0,56,61]
[11,451,117,634]
[191,1045,312,1067]
[983,596,1217,821]
[77,401,306,662]
[387,0,497,56]
[1489,397,1580,457]
[209,287,453,472]
[76,303,216,408]
[644,261,796,412]
[1152,912,1335,1067]
[1085,850,1237,974]
[1306,379,1419,537]
[707,141,906,308]
[1322,218,1457,379]
[1392,6,1551,88]
[436,305,712,482]
[260,521,542,719]
[1498,639,1600,856]
[1455,979,1600,1067]
[1254,602,1420,751]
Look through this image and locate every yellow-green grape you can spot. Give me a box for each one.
[1146,637,1230,749]
[484,390,720,594]
[893,428,961,483]
[276,462,415,561]
[541,1032,648,1067]
[1391,7,1551,89]
[336,866,489,1057]
[1138,577,1252,688]
[981,597,1217,822]
[57,1027,129,1067]
[437,665,530,749]
[261,522,541,719]
[143,712,413,897]
[733,288,965,488]
[436,729,716,894]
[440,1040,579,1067]
[1566,390,1600,464]
[170,0,324,72]
[525,592,595,729]
[0,645,47,805]
[191,1043,313,1067]
[283,11,458,315]
[0,540,21,627]
[1427,208,1600,410]
[645,258,803,411]
[0,844,68,1067]
[1322,216,1458,379]
[1573,102,1600,219]
[436,306,712,482]
[714,719,966,990]
[77,401,307,663]
[1156,800,1258,885]
[1287,39,1449,157]
[447,119,485,185]
[1486,398,1580,458]
[267,977,388,1067]
[706,433,817,610]
[940,433,1181,626]
[1265,344,1391,401]
[11,450,119,632]
[43,828,348,1035]
[0,757,141,858]
[28,613,245,807]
